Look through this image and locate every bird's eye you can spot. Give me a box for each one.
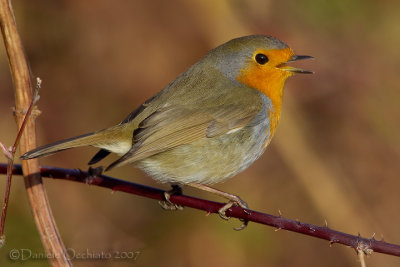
[255,53,269,65]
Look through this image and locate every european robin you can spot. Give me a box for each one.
[21,35,313,229]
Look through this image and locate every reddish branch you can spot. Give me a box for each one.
[1,163,399,257]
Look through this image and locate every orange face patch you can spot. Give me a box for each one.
[236,47,295,143]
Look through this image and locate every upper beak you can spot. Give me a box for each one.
[278,55,314,74]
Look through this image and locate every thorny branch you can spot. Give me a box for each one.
[1,163,400,258]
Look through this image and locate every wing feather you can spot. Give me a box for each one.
[106,94,263,171]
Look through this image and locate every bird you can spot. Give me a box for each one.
[21,35,313,229]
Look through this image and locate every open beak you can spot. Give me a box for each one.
[277,55,314,74]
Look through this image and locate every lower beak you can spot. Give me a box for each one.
[277,55,314,74]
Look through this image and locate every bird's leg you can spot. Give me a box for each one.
[88,166,103,177]
[158,185,184,211]
[187,183,250,230]
[81,166,104,184]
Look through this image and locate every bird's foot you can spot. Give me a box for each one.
[79,166,103,184]
[187,183,251,230]
[88,166,103,177]
[218,196,250,231]
[159,185,184,211]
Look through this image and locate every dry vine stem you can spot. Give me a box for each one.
[0,0,71,265]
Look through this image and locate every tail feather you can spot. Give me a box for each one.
[21,132,98,159]
[21,124,133,163]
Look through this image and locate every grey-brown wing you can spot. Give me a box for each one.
[106,94,263,171]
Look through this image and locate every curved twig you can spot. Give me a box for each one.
[1,163,399,257]
[0,78,40,243]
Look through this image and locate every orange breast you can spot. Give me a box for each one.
[236,48,294,147]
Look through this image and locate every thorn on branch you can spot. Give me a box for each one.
[329,239,339,247]
[370,233,376,241]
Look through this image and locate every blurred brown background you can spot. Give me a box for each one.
[1,0,400,266]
